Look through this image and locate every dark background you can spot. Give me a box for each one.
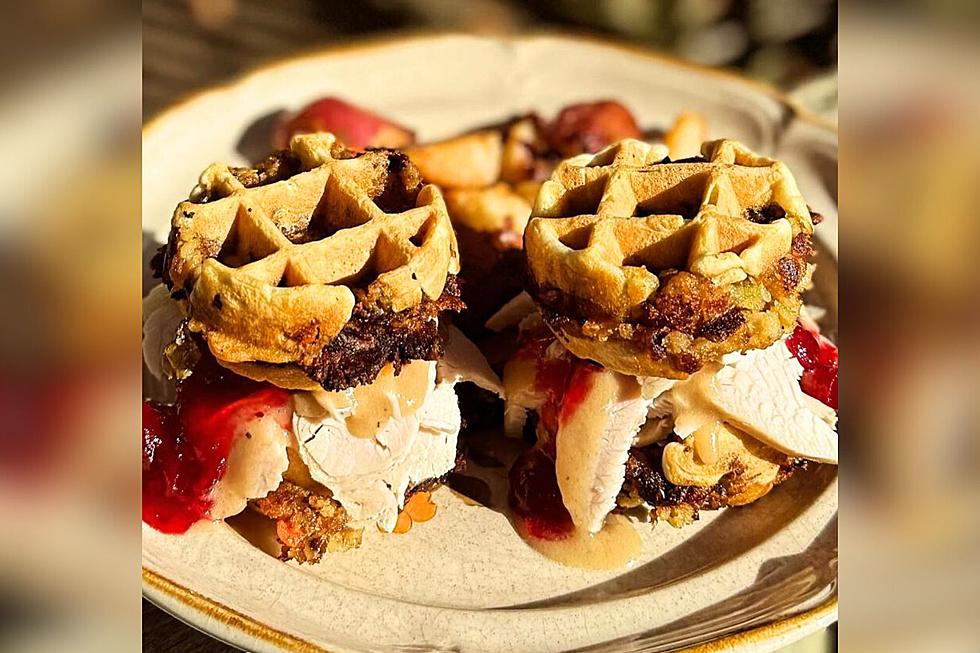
[144,0,837,117]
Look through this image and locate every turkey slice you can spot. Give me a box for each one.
[141,284,185,381]
[671,341,838,464]
[209,407,293,520]
[484,292,535,332]
[437,325,504,396]
[555,367,650,533]
[294,361,460,531]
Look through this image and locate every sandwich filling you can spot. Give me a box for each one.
[289,324,502,532]
[143,283,501,557]
[503,315,838,537]
[292,360,456,533]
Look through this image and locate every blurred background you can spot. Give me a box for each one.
[6,0,980,652]
[144,0,838,119]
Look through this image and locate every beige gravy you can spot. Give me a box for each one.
[524,515,641,570]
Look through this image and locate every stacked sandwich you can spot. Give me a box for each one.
[501,138,838,538]
[142,133,501,561]
[142,100,838,564]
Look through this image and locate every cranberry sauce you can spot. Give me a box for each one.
[557,362,600,427]
[142,359,290,533]
[508,447,574,541]
[513,327,573,441]
[509,329,605,541]
[786,322,839,410]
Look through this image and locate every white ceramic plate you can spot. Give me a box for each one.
[142,33,838,653]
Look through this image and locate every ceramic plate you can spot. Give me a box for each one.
[142,33,838,653]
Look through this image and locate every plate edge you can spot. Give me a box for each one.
[144,567,333,653]
[141,29,838,138]
[143,567,837,653]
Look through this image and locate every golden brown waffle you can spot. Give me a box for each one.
[163,133,460,390]
[526,138,816,378]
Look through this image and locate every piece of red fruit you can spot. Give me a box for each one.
[547,100,643,157]
[275,97,415,150]
[786,322,838,410]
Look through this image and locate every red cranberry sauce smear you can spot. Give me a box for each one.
[509,330,608,540]
[557,362,601,427]
[142,359,290,534]
[786,322,838,410]
[508,447,574,541]
[513,327,574,444]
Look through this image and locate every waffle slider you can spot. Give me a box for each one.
[144,133,501,560]
[501,139,837,540]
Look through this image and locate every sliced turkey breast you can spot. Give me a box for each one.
[438,325,504,395]
[208,409,293,520]
[671,340,838,464]
[293,361,458,531]
[555,365,650,533]
[292,330,501,532]
[484,291,535,332]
